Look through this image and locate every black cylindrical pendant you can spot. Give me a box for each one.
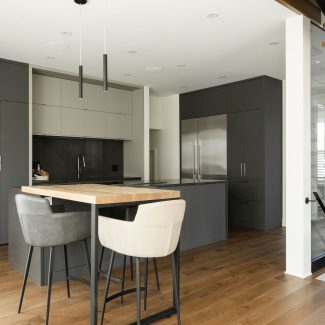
[79,65,83,99]
[103,53,108,92]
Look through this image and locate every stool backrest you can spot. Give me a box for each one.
[99,199,186,258]
[15,194,52,245]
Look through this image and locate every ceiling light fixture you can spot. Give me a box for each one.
[145,66,163,73]
[219,76,227,79]
[124,73,132,76]
[103,0,108,92]
[178,64,187,68]
[313,60,321,64]
[206,13,219,19]
[268,41,280,46]
[61,31,72,36]
[74,0,87,99]
[45,41,69,51]
[45,56,55,60]
[128,50,137,54]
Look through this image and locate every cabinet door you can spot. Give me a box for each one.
[106,113,132,140]
[33,104,62,136]
[226,83,244,112]
[33,75,61,106]
[180,91,206,119]
[62,108,106,138]
[106,88,132,115]
[228,179,264,201]
[227,112,244,179]
[0,102,29,244]
[229,200,265,229]
[0,61,28,103]
[81,83,106,111]
[62,80,80,109]
[244,109,264,179]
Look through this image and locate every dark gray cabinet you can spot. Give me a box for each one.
[180,76,282,230]
[0,59,29,244]
[0,60,28,102]
[228,109,264,180]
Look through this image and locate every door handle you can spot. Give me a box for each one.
[0,155,2,172]
[244,163,246,177]
[193,142,196,180]
[240,163,243,177]
[198,143,201,179]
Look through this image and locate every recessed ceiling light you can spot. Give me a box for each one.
[219,76,227,79]
[178,64,187,68]
[124,73,132,76]
[268,41,280,46]
[145,66,163,73]
[45,41,69,51]
[61,31,72,36]
[45,56,55,60]
[206,13,219,19]
[313,60,321,64]
[128,50,137,54]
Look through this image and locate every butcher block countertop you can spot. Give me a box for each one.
[21,183,180,205]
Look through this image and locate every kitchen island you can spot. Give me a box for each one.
[9,179,227,286]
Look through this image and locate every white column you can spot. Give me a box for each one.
[285,15,311,278]
[143,86,150,181]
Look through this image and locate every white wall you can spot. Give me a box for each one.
[124,87,150,180]
[149,94,180,180]
[285,15,311,278]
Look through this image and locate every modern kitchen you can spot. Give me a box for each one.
[1,0,325,324]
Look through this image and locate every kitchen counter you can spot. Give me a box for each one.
[127,178,227,187]
[32,176,141,185]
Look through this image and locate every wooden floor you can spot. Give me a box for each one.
[1,227,325,324]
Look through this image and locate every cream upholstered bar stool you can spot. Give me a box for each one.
[15,194,91,325]
[98,199,186,325]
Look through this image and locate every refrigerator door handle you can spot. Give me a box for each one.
[193,141,196,180]
[244,162,246,177]
[240,163,243,177]
[198,142,201,179]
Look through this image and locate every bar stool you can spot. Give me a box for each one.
[98,199,186,325]
[15,194,91,325]
[98,206,161,300]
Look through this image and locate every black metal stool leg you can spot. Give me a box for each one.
[100,251,115,325]
[144,258,148,311]
[171,252,181,325]
[99,246,105,273]
[130,256,134,281]
[83,239,91,274]
[153,258,160,292]
[18,246,34,313]
[63,245,70,298]
[136,257,141,325]
[45,246,55,325]
[121,255,126,304]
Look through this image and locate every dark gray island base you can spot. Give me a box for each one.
[9,180,227,285]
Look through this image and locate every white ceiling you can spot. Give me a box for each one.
[0,0,294,95]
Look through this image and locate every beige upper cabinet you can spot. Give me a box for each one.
[33,104,62,136]
[62,107,106,138]
[62,80,81,109]
[62,80,106,111]
[106,88,132,115]
[106,113,132,140]
[33,75,61,107]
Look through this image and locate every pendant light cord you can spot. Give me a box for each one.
[104,0,107,54]
[79,3,82,65]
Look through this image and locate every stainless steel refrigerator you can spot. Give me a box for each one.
[181,114,227,180]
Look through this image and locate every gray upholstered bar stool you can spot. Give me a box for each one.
[98,199,186,325]
[15,194,91,325]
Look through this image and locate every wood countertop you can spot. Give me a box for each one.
[21,183,180,205]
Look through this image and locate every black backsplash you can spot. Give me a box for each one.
[33,136,123,180]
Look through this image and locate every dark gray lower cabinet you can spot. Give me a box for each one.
[0,101,29,244]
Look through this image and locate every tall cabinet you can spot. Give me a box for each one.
[0,59,29,244]
[180,76,282,230]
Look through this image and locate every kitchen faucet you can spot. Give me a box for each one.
[77,154,86,180]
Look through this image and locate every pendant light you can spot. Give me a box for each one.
[74,0,87,98]
[103,0,108,91]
